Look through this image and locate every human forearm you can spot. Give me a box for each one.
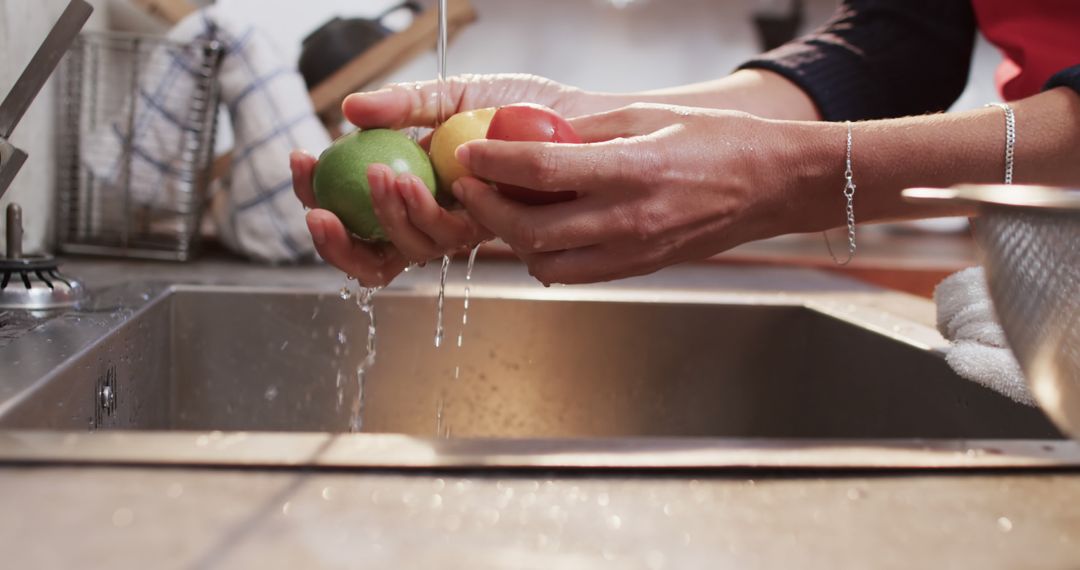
[575,69,820,120]
[448,89,1077,284]
[773,87,1080,234]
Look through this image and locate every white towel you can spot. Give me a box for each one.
[85,8,331,263]
[934,267,1036,406]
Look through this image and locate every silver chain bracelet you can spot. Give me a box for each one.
[824,120,857,265]
[985,102,1015,184]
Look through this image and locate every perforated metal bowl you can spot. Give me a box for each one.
[904,185,1080,439]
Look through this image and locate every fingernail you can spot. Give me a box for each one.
[455,144,471,168]
[371,178,385,202]
[451,180,465,201]
[306,216,326,245]
[399,177,419,208]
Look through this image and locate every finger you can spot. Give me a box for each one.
[290,150,318,208]
[343,79,473,130]
[369,166,442,262]
[306,209,407,287]
[569,103,679,143]
[451,176,621,253]
[343,85,428,129]
[399,175,492,248]
[457,139,639,193]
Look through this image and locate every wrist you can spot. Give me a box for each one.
[760,119,848,236]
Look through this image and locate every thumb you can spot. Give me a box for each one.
[342,83,440,129]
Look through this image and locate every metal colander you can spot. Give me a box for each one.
[904,185,1080,438]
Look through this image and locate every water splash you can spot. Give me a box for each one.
[434,254,452,348]
[456,245,480,349]
[435,394,449,438]
[350,286,379,432]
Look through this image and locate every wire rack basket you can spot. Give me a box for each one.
[55,31,223,261]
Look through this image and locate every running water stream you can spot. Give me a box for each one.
[349,286,378,432]
[432,0,455,438]
[453,245,480,380]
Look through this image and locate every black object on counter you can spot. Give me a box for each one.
[298,1,423,89]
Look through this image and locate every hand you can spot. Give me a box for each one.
[291,74,591,285]
[451,103,827,284]
[340,73,590,130]
[290,151,490,287]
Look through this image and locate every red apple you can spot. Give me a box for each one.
[485,103,580,205]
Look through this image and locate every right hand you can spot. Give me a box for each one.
[292,74,591,287]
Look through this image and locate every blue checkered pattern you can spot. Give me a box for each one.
[85,8,331,262]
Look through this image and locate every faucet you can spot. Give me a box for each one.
[0,0,92,310]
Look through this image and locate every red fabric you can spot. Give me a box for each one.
[972,0,1080,100]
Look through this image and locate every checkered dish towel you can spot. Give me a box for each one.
[85,8,330,262]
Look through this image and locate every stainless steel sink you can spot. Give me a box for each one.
[0,264,1074,471]
[1,283,1061,437]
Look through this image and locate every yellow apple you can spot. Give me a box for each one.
[429,107,496,193]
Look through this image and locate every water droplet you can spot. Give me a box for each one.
[846,488,865,500]
[998,516,1013,532]
[321,487,334,500]
[166,483,184,499]
[608,514,622,530]
[279,340,289,351]
[348,287,379,432]
[264,386,279,401]
[434,255,452,348]
[281,502,291,515]
[435,396,448,438]
[339,286,351,300]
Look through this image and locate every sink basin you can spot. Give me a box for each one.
[0,284,1060,441]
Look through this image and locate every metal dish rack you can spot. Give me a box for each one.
[55,31,223,261]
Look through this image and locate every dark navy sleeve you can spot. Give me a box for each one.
[738,0,978,121]
[1045,64,1080,95]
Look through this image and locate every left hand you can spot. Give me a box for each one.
[291,151,490,286]
[451,103,816,284]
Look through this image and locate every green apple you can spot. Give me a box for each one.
[313,129,437,241]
